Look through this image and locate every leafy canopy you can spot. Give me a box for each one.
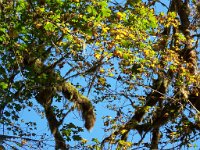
[0,0,199,149]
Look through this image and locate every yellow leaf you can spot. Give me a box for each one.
[98,77,106,85]
[81,138,88,144]
[102,27,110,33]
[100,68,105,73]
[94,53,101,59]
[120,129,127,134]
[116,12,126,20]
[115,35,121,40]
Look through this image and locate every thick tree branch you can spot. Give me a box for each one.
[150,127,160,149]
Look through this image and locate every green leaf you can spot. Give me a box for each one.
[44,21,56,31]
[101,7,111,17]
[72,135,82,141]
[92,138,100,143]
[86,6,92,14]
[62,129,71,137]
[0,81,8,90]
[99,1,107,7]
[4,111,10,117]
[66,123,77,129]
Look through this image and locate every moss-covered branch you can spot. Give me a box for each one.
[62,82,96,131]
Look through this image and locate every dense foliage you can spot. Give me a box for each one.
[0,0,199,149]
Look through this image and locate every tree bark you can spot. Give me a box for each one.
[150,127,160,150]
[36,88,69,150]
[44,106,69,150]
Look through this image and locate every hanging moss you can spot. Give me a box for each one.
[62,82,96,130]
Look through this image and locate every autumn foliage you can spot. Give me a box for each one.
[0,0,199,149]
